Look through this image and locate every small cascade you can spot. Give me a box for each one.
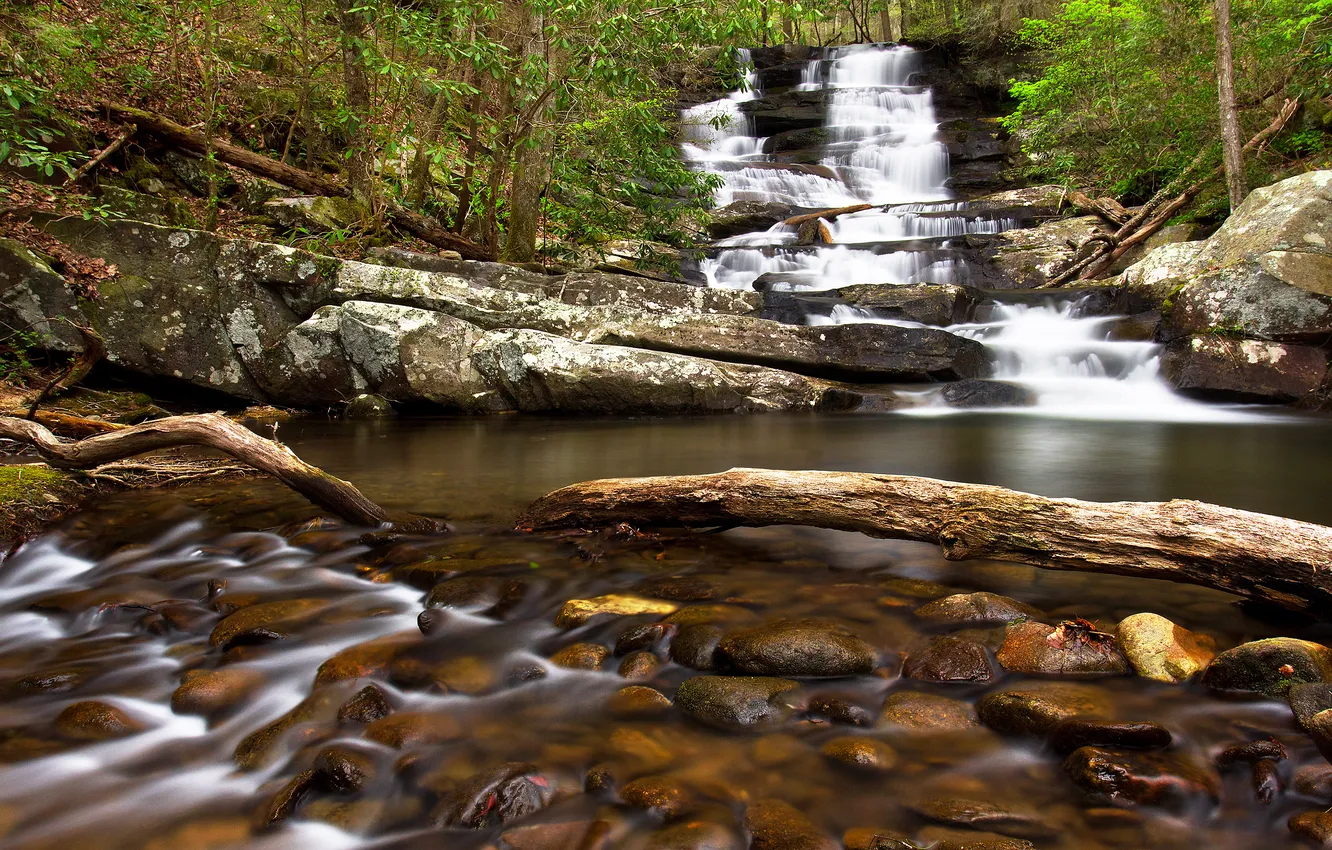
[946,298,1213,419]
[681,43,1228,418]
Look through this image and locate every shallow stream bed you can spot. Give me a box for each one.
[2,412,1332,850]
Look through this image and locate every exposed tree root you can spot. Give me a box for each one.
[518,467,1332,616]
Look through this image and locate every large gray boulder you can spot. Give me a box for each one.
[0,239,86,352]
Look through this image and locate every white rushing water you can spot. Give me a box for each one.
[683,44,1254,420]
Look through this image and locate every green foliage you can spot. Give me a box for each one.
[0,328,48,382]
[1005,0,1332,198]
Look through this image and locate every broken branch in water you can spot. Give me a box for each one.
[518,467,1332,616]
[0,413,436,530]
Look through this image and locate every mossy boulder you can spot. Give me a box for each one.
[1201,637,1332,698]
[0,464,85,542]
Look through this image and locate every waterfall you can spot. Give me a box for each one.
[682,44,1227,418]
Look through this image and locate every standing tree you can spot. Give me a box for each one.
[1215,0,1246,209]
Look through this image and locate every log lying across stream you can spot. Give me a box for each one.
[519,468,1332,616]
[0,413,435,530]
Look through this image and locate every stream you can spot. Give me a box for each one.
[1,42,1332,850]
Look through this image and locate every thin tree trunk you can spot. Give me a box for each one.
[501,5,552,263]
[1215,0,1247,209]
[405,92,448,208]
[518,468,1332,616]
[452,96,482,233]
[335,0,376,211]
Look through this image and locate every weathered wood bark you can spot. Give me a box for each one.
[334,0,376,210]
[1068,191,1131,226]
[1215,0,1247,209]
[519,468,1332,616]
[100,103,491,260]
[0,413,434,529]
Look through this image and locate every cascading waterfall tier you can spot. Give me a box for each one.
[682,43,1229,417]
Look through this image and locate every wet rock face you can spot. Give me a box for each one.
[914,593,1043,628]
[433,762,552,828]
[820,736,897,772]
[831,283,977,327]
[171,668,263,721]
[903,636,997,683]
[1116,613,1216,683]
[977,683,1108,737]
[54,701,145,741]
[717,619,877,678]
[1046,719,1172,755]
[1201,638,1332,698]
[708,201,793,239]
[674,676,800,730]
[1062,747,1220,809]
[939,379,1037,409]
[879,691,979,731]
[1161,335,1328,403]
[744,799,839,850]
[908,799,1055,841]
[995,621,1130,677]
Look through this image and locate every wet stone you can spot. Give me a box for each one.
[235,689,342,771]
[1294,765,1332,799]
[1290,682,1332,730]
[806,694,875,727]
[664,604,759,627]
[1304,709,1332,764]
[337,684,393,724]
[424,576,503,610]
[609,685,673,717]
[1046,718,1172,755]
[819,736,897,772]
[913,593,1043,628]
[550,642,610,670]
[208,598,328,650]
[171,668,263,721]
[54,700,145,741]
[315,631,418,686]
[842,827,915,850]
[745,799,839,850]
[555,595,679,629]
[634,575,718,601]
[1201,637,1332,698]
[879,691,979,731]
[434,762,551,828]
[1289,810,1332,846]
[1116,613,1216,683]
[1063,746,1221,808]
[977,682,1109,737]
[643,821,742,850]
[503,820,612,850]
[675,675,800,730]
[255,769,318,828]
[903,636,996,683]
[620,775,693,819]
[616,623,676,655]
[619,650,661,679]
[313,744,378,793]
[909,799,1056,840]
[363,711,461,749]
[915,826,1037,850]
[669,624,725,671]
[717,619,877,678]
[995,620,1130,677]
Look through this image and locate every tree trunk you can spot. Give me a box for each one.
[335,0,377,210]
[1215,0,1247,209]
[0,414,437,530]
[405,92,448,208]
[501,6,552,263]
[518,468,1332,616]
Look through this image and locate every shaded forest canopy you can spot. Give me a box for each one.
[0,0,1329,261]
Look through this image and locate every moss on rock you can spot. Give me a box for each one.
[0,464,87,543]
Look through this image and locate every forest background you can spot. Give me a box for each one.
[0,0,1329,264]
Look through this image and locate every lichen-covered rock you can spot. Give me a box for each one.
[264,196,363,234]
[1116,613,1216,683]
[1161,335,1327,403]
[1201,637,1332,698]
[988,216,1104,288]
[0,238,87,353]
[1163,261,1332,343]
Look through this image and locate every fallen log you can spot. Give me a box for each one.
[782,203,872,228]
[518,468,1332,616]
[0,413,436,530]
[1068,191,1131,226]
[99,103,491,261]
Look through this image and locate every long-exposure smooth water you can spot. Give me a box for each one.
[3,412,1332,850]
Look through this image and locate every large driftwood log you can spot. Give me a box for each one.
[100,103,492,261]
[0,413,431,529]
[519,468,1332,615]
